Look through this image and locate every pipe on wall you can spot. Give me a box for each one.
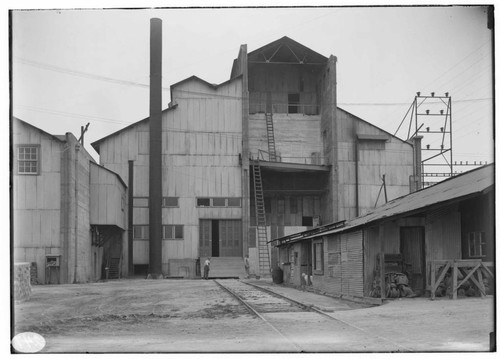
[128,160,134,276]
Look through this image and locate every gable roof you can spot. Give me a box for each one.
[91,105,177,154]
[248,36,329,64]
[337,107,411,146]
[13,117,66,143]
[274,164,494,245]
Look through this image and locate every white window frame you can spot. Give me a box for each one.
[468,232,486,258]
[17,145,40,175]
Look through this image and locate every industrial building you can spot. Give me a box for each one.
[273,164,494,300]
[91,20,417,278]
[12,118,127,284]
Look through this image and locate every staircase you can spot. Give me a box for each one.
[201,257,246,279]
[265,113,277,162]
[252,161,271,276]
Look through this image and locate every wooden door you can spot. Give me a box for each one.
[400,227,426,292]
[219,220,242,257]
[199,219,212,257]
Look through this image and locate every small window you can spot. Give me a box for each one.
[133,225,149,240]
[302,216,313,226]
[468,232,486,257]
[313,240,324,274]
[17,145,40,174]
[163,197,179,207]
[227,198,241,207]
[212,198,226,207]
[163,225,183,240]
[197,198,210,207]
[133,197,149,207]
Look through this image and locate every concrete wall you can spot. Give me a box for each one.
[60,134,93,284]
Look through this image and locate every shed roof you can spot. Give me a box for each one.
[274,164,494,245]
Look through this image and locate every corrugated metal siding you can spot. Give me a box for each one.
[341,231,364,297]
[326,236,342,294]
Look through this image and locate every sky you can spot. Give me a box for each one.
[10,5,494,173]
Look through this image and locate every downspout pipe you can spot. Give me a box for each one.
[128,160,134,276]
[73,141,80,283]
[355,139,359,217]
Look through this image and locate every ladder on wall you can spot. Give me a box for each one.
[265,113,277,162]
[252,160,271,276]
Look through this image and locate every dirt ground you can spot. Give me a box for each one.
[11,278,496,353]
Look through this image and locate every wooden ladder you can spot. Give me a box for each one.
[252,160,270,276]
[265,112,277,162]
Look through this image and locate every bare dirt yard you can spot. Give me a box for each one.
[12,278,495,353]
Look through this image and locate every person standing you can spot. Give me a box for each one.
[244,255,250,278]
[203,257,211,279]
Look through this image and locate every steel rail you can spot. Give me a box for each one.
[241,281,414,352]
[213,279,304,352]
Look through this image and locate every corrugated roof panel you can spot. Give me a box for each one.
[304,164,494,239]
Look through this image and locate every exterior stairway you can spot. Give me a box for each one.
[200,257,247,279]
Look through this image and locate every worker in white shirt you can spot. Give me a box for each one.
[203,257,211,279]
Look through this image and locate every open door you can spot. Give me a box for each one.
[400,227,426,292]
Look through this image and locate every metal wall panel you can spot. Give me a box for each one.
[340,231,364,297]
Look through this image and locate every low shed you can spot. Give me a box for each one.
[273,164,494,300]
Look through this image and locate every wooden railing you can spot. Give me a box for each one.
[430,259,494,300]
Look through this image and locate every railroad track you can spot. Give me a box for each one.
[214,279,412,352]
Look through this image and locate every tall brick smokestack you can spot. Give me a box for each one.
[149,18,163,278]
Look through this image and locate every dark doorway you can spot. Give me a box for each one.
[212,220,220,257]
[400,227,426,293]
[288,93,300,114]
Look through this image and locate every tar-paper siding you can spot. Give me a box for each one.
[336,109,414,221]
[248,114,322,164]
[248,63,323,115]
[98,77,244,273]
[13,119,99,284]
[13,120,63,284]
[90,163,127,229]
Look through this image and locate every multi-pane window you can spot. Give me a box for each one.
[18,146,40,174]
[133,225,149,240]
[196,197,241,207]
[162,197,179,207]
[133,197,149,207]
[313,240,324,274]
[162,225,183,240]
[468,232,486,257]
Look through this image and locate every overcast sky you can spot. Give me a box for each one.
[11,5,494,170]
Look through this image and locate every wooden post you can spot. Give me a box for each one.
[452,260,458,299]
[430,261,436,300]
[477,267,485,298]
[380,253,386,300]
